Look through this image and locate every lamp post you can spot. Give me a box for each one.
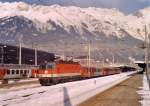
[110,51,115,64]
[32,43,38,66]
[142,25,150,89]
[97,51,104,67]
[18,33,23,66]
[35,47,38,66]
[19,42,22,66]
[88,41,91,70]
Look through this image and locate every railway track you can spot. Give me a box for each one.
[0,79,41,94]
[0,80,38,88]
[0,82,65,106]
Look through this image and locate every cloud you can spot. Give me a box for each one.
[0,0,149,13]
[138,0,150,2]
[72,0,149,13]
[117,0,149,13]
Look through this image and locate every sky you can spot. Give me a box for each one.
[0,0,149,13]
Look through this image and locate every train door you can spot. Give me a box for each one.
[0,68,6,80]
[27,69,32,78]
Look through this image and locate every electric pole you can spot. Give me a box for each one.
[144,25,149,74]
[111,52,115,64]
[19,41,22,66]
[19,34,23,66]
[144,25,150,89]
[88,42,91,69]
[35,46,38,66]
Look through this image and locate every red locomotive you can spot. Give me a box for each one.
[38,60,82,85]
[38,60,121,86]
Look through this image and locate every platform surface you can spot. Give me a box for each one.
[79,74,143,106]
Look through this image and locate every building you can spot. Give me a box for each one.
[0,43,55,65]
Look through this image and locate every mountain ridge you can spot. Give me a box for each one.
[0,2,149,62]
[0,2,149,40]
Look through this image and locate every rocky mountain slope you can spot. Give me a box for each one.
[0,2,149,62]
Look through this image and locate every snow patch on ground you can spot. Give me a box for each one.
[0,78,38,85]
[0,78,39,93]
[0,83,41,94]
[137,74,150,106]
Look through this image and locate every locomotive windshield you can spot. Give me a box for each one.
[39,62,55,70]
[46,63,55,69]
[39,64,46,70]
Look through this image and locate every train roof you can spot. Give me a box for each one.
[56,60,80,64]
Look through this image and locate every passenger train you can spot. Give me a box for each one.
[0,65,38,81]
[0,60,136,85]
[38,60,127,86]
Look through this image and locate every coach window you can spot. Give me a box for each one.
[20,70,23,74]
[7,70,10,75]
[16,70,19,74]
[12,70,15,74]
[24,70,27,74]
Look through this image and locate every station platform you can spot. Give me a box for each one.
[79,73,143,106]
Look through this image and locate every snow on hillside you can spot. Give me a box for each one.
[0,2,149,40]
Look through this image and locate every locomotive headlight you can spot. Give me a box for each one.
[45,70,48,74]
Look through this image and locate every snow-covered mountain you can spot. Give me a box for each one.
[0,2,149,40]
[0,2,149,62]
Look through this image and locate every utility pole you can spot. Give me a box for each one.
[19,41,22,66]
[33,43,38,66]
[35,47,38,66]
[88,42,91,68]
[144,25,149,74]
[144,25,150,89]
[102,58,104,67]
[88,41,91,75]
[111,52,115,64]
[19,34,23,66]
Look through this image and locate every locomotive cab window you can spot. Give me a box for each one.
[40,62,55,70]
[46,63,55,69]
